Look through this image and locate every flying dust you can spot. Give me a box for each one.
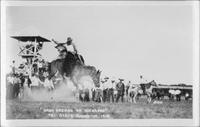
[21,75,95,102]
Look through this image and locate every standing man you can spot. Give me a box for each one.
[102,77,109,102]
[38,60,43,74]
[139,75,148,84]
[175,89,181,101]
[7,74,14,99]
[116,79,125,103]
[126,81,131,97]
[139,75,148,94]
[10,60,16,74]
[13,74,21,98]
[107,79,115,103]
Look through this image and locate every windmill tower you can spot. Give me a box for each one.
[11,36,50,74]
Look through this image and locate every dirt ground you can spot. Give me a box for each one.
[6,98,192,119]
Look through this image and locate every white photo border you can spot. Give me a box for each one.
[1,1,199,126]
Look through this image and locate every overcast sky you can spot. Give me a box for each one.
[6,2,194,84]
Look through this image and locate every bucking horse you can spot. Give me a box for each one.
[48,38,101,101]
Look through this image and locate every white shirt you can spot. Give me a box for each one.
[38,62,43,68]
[110,82,116,89]
[24,78,29,87]
[30,76,39,86]
[139,78,148,84]
[106,80,113,89]
[126,82,131,87]
[7,76,14,84]
[66,45,75,53]
[10,63,16,69]
[13,77,21,84]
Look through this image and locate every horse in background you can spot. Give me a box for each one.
[140,80,158,103]
[128,80,158,103]
[152,88,165,100]
[127,84,143,103]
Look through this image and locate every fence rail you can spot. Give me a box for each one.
[153,85,192,90]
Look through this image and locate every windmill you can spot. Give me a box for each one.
[11,36,50,75]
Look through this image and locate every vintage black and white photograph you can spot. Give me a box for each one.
[1,0,199,126]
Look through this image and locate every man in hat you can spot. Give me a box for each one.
[52,37,70,59]
[66,37,85,65]
[52,37,84,64]
[139,75,148,94]
[102,77,109,102]
[125,81,131,97]
[54,43,68,59]
[66,37,78,54]
[116,79,125,102]
[13,74,21,98]
[175,89,181,101]
[7,74,14,99]
[10,60,16,74]
[139,75,148,84]
[52,37,76,55]
[108,79,116,102]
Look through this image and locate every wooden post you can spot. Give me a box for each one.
[33,38,37,61]
[32,38,37,74]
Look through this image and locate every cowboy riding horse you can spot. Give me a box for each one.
[48,37,101,91]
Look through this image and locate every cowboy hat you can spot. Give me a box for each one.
[119,78,124,81]
[67,37,72,45]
